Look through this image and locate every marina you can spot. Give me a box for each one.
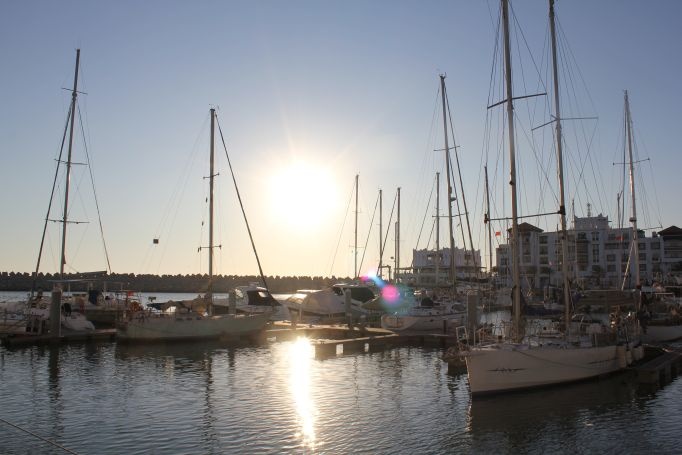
[2,0,682,453]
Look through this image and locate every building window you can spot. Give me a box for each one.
[639,242,647,250]
[607,264,616,272]
[639,253,646,261]
[607,254,616,262]
[592,232,599,241]
[540,246,548,255]
[540,236,547,245]
[651,242,660,250]
[639,264,647,272]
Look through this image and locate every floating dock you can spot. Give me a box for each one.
[1,329,116,347]
[632,346,682,388]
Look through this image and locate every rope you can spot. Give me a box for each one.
[358,192,379,275]
[329,179,355,276]
[32,104,73,295]
[78,103,112,273]
[215,115,269,290]
[0,417,80,454]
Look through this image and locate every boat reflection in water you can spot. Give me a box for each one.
[467,374,639,452]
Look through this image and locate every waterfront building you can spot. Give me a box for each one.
[399,247,482,286]
[495,214,682,290]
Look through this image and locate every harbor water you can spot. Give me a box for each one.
[1,291,682,454]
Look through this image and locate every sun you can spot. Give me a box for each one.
[269,161,339,232]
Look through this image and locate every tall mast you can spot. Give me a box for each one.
[354,174,359,279]
[208,108,216,314]
[440,74,457,289]
[625,91,640,291]
[395,187,401,280]
[59,49,81,279]
[436,172,440,286]
[549,0,572,333]
[502,0,522,338]
[484,166,493,277]
[378,188,383,280]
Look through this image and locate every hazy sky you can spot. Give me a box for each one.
[1,0,680,278]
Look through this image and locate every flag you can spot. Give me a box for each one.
[495,231,501,237]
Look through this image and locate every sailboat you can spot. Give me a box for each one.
[462,0,640,395]
[0,49,104,336]
[117,108,271,341]
[618,93,682,343]
[380,75,467,332]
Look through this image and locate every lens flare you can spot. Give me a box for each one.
[382,284,400,303]
[362,269,386,288]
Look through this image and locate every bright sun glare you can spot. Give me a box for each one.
[270,161,338,232]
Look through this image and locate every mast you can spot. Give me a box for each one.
[354,174,359,279]
[549,0,572,334]
[395,187,401,280]
[59,49,81,279]
[378,188,383,280]
[502,0,522,339]
[207,108,216,314]
[624,91,640,292]
[440,75,457,290]
[484,166,493,277]
[436,172,440,286]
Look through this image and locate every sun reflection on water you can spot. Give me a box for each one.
[288,337,317,450]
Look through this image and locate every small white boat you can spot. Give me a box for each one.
[284,283,374,320]
[213,283,290,321]
[0,299,95,334]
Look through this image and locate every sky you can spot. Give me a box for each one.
[1,0,680,279]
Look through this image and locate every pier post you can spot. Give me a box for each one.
[229,290,236,315]
[50,286,62,339]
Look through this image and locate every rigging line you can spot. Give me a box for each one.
[557,25,607,216]
[152,114,209,274]
[0,417,80,455]
[407,85,441,245]
[379,191,398,274]
[445,87,477,271]
[215,115,269,290]
[646,158,664,228]
[77,103,112,273]
[414,174,436,252]
[32,104,72,294]
[330,179,355,277]
[358,192,379,275]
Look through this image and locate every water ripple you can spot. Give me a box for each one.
[1,340,681,454]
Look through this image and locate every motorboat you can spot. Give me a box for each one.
[284,283,374,321]
[213,283,290,321]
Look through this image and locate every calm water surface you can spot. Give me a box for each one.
[1,290,681,454]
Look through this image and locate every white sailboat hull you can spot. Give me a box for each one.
[464,343,624,395]
[117,312,270,341]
